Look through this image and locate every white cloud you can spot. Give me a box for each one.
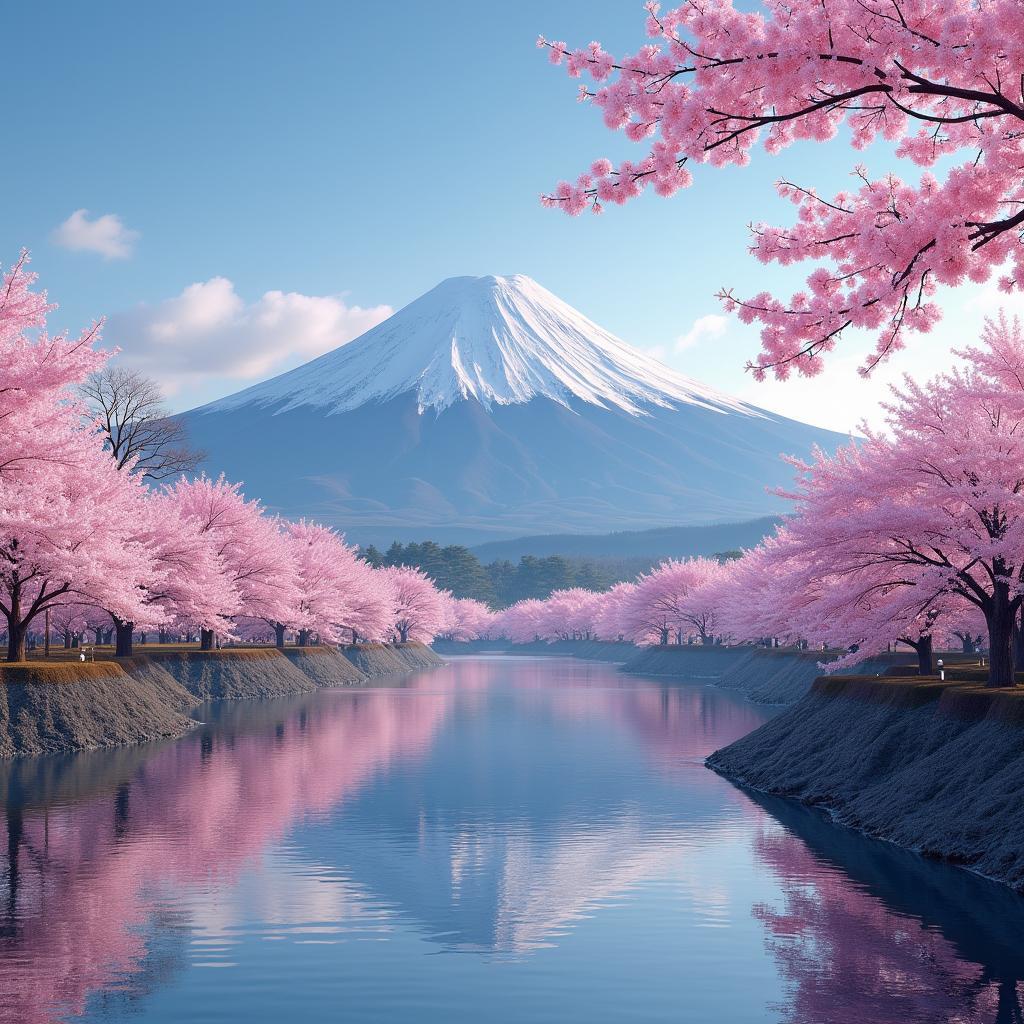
[106,277,393,402]
[52,209,140,260]
[676,313,728,352]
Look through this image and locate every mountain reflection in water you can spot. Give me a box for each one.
[0,656,1021,1024]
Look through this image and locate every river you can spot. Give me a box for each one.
[1,656,1023,1023]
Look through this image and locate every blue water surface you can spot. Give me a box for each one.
[2,656,1022,1024]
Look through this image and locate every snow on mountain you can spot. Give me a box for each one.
[201,274,757,418]
[185,274,847,546]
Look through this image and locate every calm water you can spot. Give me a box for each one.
[2,656,1024,1024]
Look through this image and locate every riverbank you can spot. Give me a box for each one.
[0,661,198,758]
[433,640,971,704]
[620,646,951,704]
[708,674,1024,890]
[0,642,444,758]
[341,642,445,677]
[432,639,637,662]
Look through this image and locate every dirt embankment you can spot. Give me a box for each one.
[708,675,1024,890]
[619,645,930,704]
[145,648,318,701]
[341,641,444,677]
[431,639,513,655]
[392,642,446,670]
[280,646,365,687]
[0,662,198,759]
[621,645,753,680]
[0,643,444,759]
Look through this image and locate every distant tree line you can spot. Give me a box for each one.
[360,541,741,609]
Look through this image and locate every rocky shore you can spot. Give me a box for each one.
[708,675,1024,890]
[0,642,445,759]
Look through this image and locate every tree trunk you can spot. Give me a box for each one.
[659,627,669,646]
[351,628,358,646]
[1013,610,1024,674]
[114,619,134,658]
[275,623,286,648]
[986,588,1016,688]
[63,631,72,649]
[158,628,168,644]
[297,629,310,647]
[200,628,214,651]
[6,619,26,663]
[94,626,104,645]
[916,634,934,676]
[138,632,147,646]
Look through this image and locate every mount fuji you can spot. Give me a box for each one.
[182,274,847,546]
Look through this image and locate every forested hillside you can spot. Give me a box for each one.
[360,541,738,608]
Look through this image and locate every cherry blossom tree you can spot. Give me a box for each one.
[542,2,1024,378]
[768,316,1024,685]
[437,596,496,641]
[540,587,606,640]
[621,558,725,645]
[268,520,383,647]
[336,564,396,645]
[594,581,638,642]
[381,565,448,644]
[98,490,240,657]
[166,475,300,650]
[495,599,547,643]
[49,603,90,649]
[0,255,159,661]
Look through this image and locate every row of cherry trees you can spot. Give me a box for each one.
[490,316,1024,688]
[0,256,473,662]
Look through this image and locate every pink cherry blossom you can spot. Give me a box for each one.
[543,2,1024,378]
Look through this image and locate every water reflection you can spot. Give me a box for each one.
[0,682,449,1023]
[750,793,1024,1024]
[0,657,1022,1024]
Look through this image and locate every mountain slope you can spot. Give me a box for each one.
[184,275,848,546]
[204,274,754,417]
[469,518,782,563]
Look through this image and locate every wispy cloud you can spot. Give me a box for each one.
[106,277,393,402]
[52,209,140,260]
[676,313,728,351]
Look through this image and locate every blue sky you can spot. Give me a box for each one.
[2,1,1008,430]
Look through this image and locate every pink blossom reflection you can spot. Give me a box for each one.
[754,825,1023,1023]
[0,684,449,1024]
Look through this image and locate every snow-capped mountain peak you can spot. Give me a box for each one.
[201,274,756,418]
